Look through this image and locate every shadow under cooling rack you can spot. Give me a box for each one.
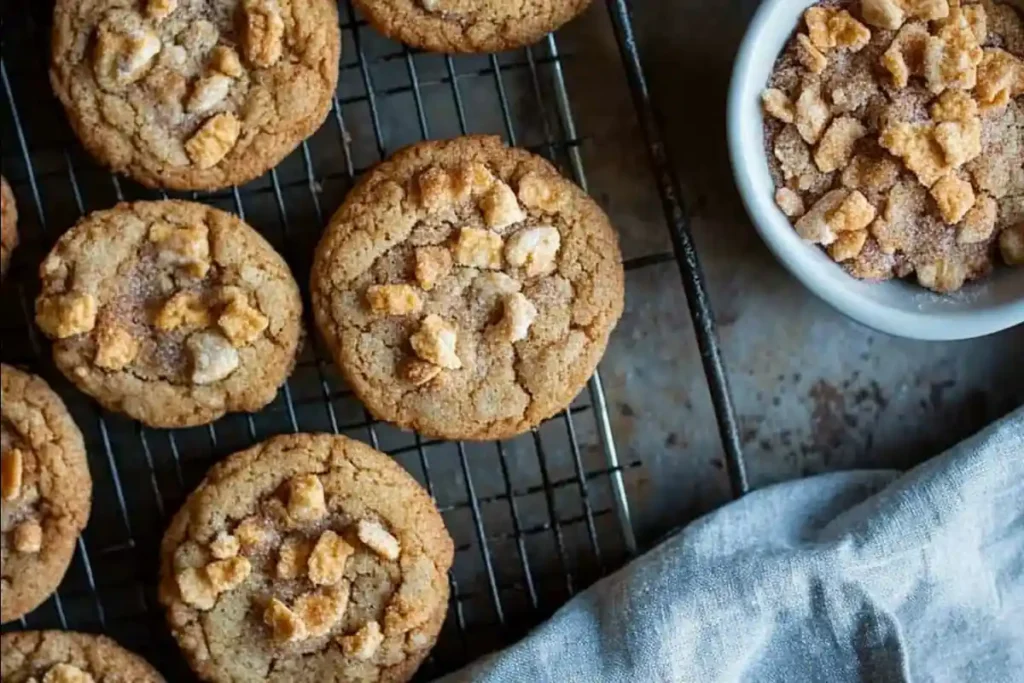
[0,0,660,680]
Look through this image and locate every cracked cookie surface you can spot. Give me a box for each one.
[1,176,17,280]
[1,365,91,624]
[158,433,454,683]
[353,0,591,53]
[1,630,165,682]
[311,136,625,441]
[50,0,341,190]
[35,200,302,428]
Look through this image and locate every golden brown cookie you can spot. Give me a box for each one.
[1,365,92,624]
[1,630,165,682]
[311,136,625,441]
[158,433,454,683]
[50,0,341,190]
[354,0,592,53]
[35,200,303,429]
[1,176,18,279]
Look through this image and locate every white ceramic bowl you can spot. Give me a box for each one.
[727,0,1024,341]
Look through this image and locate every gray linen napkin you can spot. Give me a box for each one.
[439,407,1024,683]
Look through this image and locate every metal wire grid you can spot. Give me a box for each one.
[0,0,747,679]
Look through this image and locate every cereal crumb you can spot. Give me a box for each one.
[828,230,869,261]
[147,0,177,21]
[826,190,877,234]
[796,34,828,74]
[1,448,24,501]
[923,8,984,94]
[496,292,538,342]
[504,226,561,277]
[210,45,244,77]
[478,181,526,231]
[881,21,930,88]
[217,288,269,347]
[94,18,161,90]
[416,167,455,211]
[264,598,308,643]
[42,663,95,683]
[516,172,561,211]
[880,121,950,187]
[975,48,1024,111]
[917,257,967,292]
[339,620,384,661]
[150,222,210,278]
[402,359,442,387]
[929,173,976,224]
[176,567,216,610]
[841,155,901,194]
[862,0,906,30]
[242,0,285,67]
[452,162,495,200]
[185,113,241,169]
[356,519,401,561]
[277,536,314,580]
[366,284,423,316]
[205,556,251,593]
[775,187,806,217]
[155,291,210,332]
[36,293,97,339]
[453,228,503,269]
[187,330,239,384]
[795,189,849,244]
[999,223,1024,265]
[308,530,355,586]
[795,80,832,145]
[414,246,453,291]
[409,314,461,370]
[288,474,327,523]
[235,516,272,552]
[957,194,997,244]
[187,73,232,114]
[210,532,240,560]
[13,520,43,553]
[813,116,867,173]
[294,586,349,637]
[762,88,795,123]
[94,324,140,370]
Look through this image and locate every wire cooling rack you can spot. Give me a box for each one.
[1,0,748,679]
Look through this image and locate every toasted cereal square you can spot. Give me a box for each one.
[929,173,976,224]
[308,530,355,586]
[826,191,877,234]
[277,536,314,580]
[288,474,327,523]
[414,247,453,291]
[813,116,867,173]
[13,520,42,554]
[264,598,308,643]
[762,88,795,124]
[409,314,461,370]
[453,228,503,269]
[356,519,401,561]
[1,448,24,501]
[205,556,251,593]
[365,284,423,316]
[775,188,806,217]
[958,194,998,244]
[210,532,240,560]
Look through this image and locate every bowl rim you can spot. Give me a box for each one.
[726,0,1024,341]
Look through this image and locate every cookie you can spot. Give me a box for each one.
[1,630,166,682]
[158,433,454,683]
[35,200,303,429]
[311,136,625,441]
[1,365,92,624]
[354,0,592,53]
[50,0,341,191]
[1,175,18,279]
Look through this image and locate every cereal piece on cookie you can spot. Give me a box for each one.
[505,226,561,278]
[36,294,97,339]
[1,448,24,501]
[288,474,327,523]
[414,247,453,291]
[409,315,461,370]
[495,293,538,343]
[155,292,210,332]
[187,330,239,384]
[264,598,308,643]
[218,288,269,346]
[241,0,285,67]
[356,519,401,561]
[478,182,526,231]
[453,228,503,269]
[366,284,423,316]
[277,537,314,579]
[308,531,355,586]
[340,621,384,661]
[94,324,140,371]
[185,113,241,169]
